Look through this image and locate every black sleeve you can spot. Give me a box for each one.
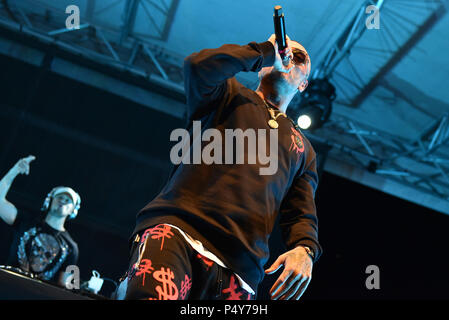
[183,41,275,120]
[278,149,323,262]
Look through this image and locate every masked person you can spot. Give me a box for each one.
[0,155,80,286]
[120,34,322,300]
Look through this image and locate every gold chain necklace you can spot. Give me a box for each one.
[262,99,287,129]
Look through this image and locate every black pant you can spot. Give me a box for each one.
[124,224,254,300]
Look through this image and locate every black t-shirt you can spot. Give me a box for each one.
[6,211,78,282]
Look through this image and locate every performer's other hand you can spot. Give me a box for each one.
[264,245,313,300]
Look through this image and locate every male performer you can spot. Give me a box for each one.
[0,155,80,286]
[121,34,322,300]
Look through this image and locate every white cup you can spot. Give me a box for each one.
[87,270,104,294]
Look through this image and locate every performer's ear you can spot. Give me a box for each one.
[298,79,308,92]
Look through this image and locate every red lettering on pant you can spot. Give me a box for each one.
[222,275,243,300]
[146,224,174,250]
[135,259,155,286]
[179,274,192,299]
[196,253,214,270]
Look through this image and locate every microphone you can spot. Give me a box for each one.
[273,5,290,66]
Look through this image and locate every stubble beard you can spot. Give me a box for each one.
[260,70,292,106]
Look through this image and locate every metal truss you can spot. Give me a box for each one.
[314,0,385,79]
[299,0,449,207]
[0,0,186,94]
[313,0,448,108]
[307,112,449,200]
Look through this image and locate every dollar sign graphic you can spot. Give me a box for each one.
[153,267,178,300]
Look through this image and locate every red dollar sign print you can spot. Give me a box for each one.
[153,267,179,300]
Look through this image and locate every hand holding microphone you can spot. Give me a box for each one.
[268,6,294,73]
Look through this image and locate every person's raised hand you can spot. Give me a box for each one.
[12,155,36,176]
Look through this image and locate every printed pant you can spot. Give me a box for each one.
[124,224,255,300]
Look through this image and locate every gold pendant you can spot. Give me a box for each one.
[268,119,279,129]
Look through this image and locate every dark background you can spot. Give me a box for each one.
[0,51,448,300]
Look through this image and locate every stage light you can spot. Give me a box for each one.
[288,78,336,131]
[297,114,312,130]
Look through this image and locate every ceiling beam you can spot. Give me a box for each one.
[120,0,140,44]
[352,1,449,106]
[324,157,449,216]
